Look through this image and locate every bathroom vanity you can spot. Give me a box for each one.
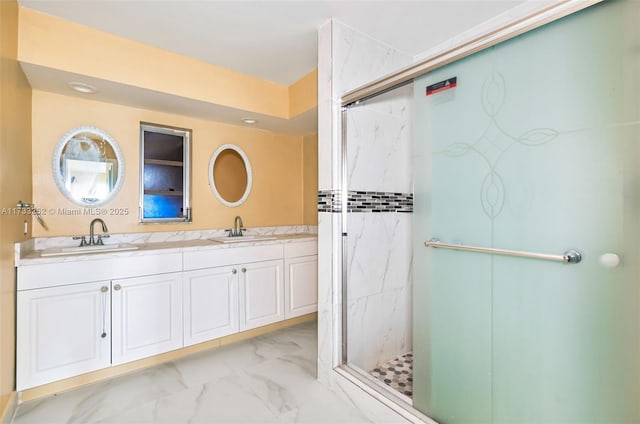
[15,232,317,391]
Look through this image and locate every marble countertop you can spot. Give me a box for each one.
[16,228,317,266]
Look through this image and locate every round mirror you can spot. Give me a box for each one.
[52,126,125,206]
[208,144,252,207]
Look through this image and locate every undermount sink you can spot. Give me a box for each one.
[40,243,139,257]
[209,235,277,243]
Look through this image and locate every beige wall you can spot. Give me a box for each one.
[0,0,33,417]
[290,69,318,118]
[303,133,318,225]
[32,91,311,237]
[18,7,290,119]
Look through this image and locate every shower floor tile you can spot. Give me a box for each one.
[370,352,413,397]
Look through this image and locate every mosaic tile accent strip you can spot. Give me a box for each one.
[347,191,412,213]
[317,190,413,213]
[317,190,342,213]
[370,352,413,397]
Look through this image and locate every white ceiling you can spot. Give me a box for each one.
[18,0,525,86]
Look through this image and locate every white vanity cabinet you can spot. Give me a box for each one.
[183,256,284,343]
[183,266,239,346]
[183,244,285,337]
[111,273,183,365]
[17,238,317,391]
[284,241,318,319]
[16,281,112,391]
[16,253,183,390]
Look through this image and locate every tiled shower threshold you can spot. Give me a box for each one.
[335,364,434,424]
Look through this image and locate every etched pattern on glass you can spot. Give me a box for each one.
[435,71,558,219]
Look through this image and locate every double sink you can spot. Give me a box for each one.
[39,216,276,257]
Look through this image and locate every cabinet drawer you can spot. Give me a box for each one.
[183,244,283,271]
[284,241,317,258]
[17,253,182,291]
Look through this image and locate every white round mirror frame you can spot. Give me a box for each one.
[52,125,125,207]
[208,144,252,208]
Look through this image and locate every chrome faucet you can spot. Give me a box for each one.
[89,218,110,245]
[226,215,245,237]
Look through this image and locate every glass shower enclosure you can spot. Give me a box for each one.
[341,1,640,422]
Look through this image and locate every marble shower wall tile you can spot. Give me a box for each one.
[347,213,412,300]
[316,212,336,384]
[347,285,413,373]
[318,97,334,191]
[318,20,334,191]
[332,21,412,95]
[339,28,413,372]
[346,213,413,371]
[316,17,414,419]
[346,86,413,194]
[316,20,336,386]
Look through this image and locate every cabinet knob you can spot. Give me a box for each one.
[100,286,108,293]
[241,267,246,273]
[232,269,237,275]
[113,284,122,291]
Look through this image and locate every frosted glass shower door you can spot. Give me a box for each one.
[412,1,640,423]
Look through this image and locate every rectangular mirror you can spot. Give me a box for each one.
[139,122,191,223]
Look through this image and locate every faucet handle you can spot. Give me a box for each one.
[225,229,233,237]
[97,235,110,245]
[238,227,246,236]
[72,235,88,246]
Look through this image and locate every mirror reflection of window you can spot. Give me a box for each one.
[63,136,104,160]
[64,159,114,203]
[213,149,248,203]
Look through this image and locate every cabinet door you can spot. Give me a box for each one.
[239,260,284,331]
[183,266,239,346]
[112,273,183,365]
[284,255,318,319]
[16,281,111,390]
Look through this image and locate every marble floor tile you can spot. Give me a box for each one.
[12,321,395,424]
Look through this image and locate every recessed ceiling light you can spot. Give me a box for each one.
[241,118,258,125]
[68,82,97,94]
